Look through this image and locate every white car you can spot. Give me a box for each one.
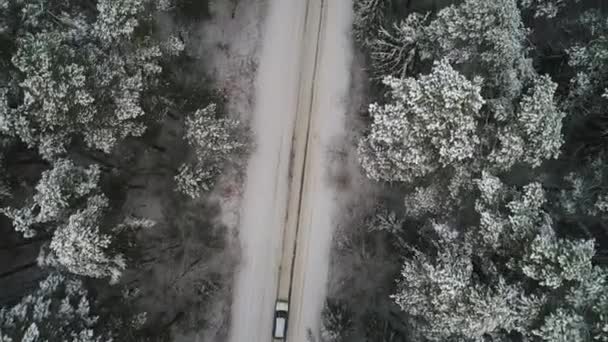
[273,300,289,340]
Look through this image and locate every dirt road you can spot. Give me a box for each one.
[228,0,352,340]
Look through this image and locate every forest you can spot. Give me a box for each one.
[322,0,608,341]
[0,0,250,340]
[3,0,608,341]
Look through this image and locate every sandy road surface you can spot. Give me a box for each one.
[228,0,352,340]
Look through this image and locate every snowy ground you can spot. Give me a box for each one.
[119,2,269,341]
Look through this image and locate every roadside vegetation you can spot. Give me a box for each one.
[324,0,608,341]
[0,0,250,340]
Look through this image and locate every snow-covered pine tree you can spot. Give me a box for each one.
[358,59,484,183]
[0,273,112,342]
[175,103,247,198]
[0,0,172,159]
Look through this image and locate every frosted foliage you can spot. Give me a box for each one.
[116,217,156,232]
[94,0,145,44]
[533,309,587,342]
[477,171,506,205]
[320,302,352,342]
[565,11,608,113]
[559,157,608,219]
[423,0,530,95]
[491,127,525,171]
[595,195,608,215]
[516,77,564,164]
[393,224,473,318]
[519,229,595,289]
[474,171,509,249]
[156,0,172,11]
[592,293,608,341]
[453,280,544,341]
[358,59,483,183]
[1,0,166,159]
[39,195,126,283]
[0,274,111,342]
[367,13,428,78]
[521,0,580,18]
[176,104,247,198]
[130,312,148,330]
[403,185,441,218]
[492,76,565,169]
[184,104,246,160]
[353,0,386,43]
[566,267,608,310]
[506,182,547,239]
[447,165,475,202]
[2,159,100,238]
[561,173,587,216]
[2,159,145,281]
[393,224,543,340]
[2,206,37,239]
[395,176,608,340]
[175,164,220,199]
[477,210,509,249]
[0,89,10,134]
[0,0,8,35]
[39,133,70,161]
[21,324,39,342]
[163,35,185,56]
[366,209,404,234]
[34,160,100,223]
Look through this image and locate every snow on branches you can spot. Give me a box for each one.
[2,158,150,282]
[491,76,565,170]
[38,195,126,284]
[520,0,580,18]
[358,59,483,183]
[0,273,112,342]
[366,13,429,78]
[0,0,172,159]
[176,103,248,199]
[392,223,544,341]
[3,159,100,238]
[391,178,607,341]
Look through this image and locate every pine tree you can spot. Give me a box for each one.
[358,59,484,183]
[175,103,247,198]
[38,195,127,284]
[0,273,112,342]
[2,158,100,238]
[365,13,429,78]
[533,309,587,342]
[389,179,608,340]
[521,0,581,18]
[565,10,608,120]
[392,223,544,341]
[490,75,565,170]
[2,158,149,282]
[0,0,171,160]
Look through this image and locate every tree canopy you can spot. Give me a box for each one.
[0,273,113,342]
[0,0,168,159]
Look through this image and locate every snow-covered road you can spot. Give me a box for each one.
[228,0,353,340]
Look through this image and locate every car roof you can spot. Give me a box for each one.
[274,316,286,338]
[275,301,289,311]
